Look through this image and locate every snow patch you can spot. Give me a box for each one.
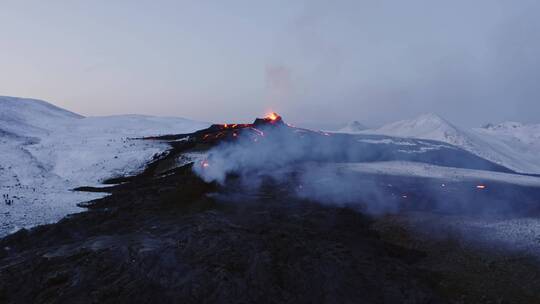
[341,161,540,187]
[0,97,210,237]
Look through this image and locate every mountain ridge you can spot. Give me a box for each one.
[350,113,540,174]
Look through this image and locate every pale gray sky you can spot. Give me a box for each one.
[1,0,539,127]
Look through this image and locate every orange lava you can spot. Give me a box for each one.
[266,112,279,121]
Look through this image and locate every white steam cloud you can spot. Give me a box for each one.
[192,123,536,217]
[192,125,409,214]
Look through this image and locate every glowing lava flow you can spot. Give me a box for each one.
[182,112,293,145]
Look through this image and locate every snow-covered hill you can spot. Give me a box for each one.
[472,122,540,174]
[0,96,210,236]
[347,113,540,174]
[0,96,82,137]
[366,113,472,147]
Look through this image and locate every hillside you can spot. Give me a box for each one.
[0,96,210,236]
[0,96,82,137]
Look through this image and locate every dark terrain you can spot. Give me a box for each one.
[1,118,540,303]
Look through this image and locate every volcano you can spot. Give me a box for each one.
[146,112,314,145]
[144,112,514,181]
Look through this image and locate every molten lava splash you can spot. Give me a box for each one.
[266,112,279,121]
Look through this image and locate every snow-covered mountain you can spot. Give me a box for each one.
[0,96,210,236]
[472,122,540,174]
[365,113,476,148]
[338,121,368,133]
[350,113,540,174]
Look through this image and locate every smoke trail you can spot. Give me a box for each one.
[192,123,405,214]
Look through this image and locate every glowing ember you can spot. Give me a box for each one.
[266,112,279,121]
[476,184,487,189]
[201,160,210,168]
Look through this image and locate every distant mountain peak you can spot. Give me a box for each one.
[482,121,525,130]
[339,120,368,133]
[364,112,475,149]
[410,113,452,125]
[377,113,457,133]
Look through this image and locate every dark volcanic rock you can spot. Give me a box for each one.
[0,161,441,304]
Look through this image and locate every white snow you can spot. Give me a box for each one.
[340,161,540,187]
[357,138,416,146]
[342,113,540,174]
[0,96,210,236]
[471,122,540,174]
[365,113,472,147]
